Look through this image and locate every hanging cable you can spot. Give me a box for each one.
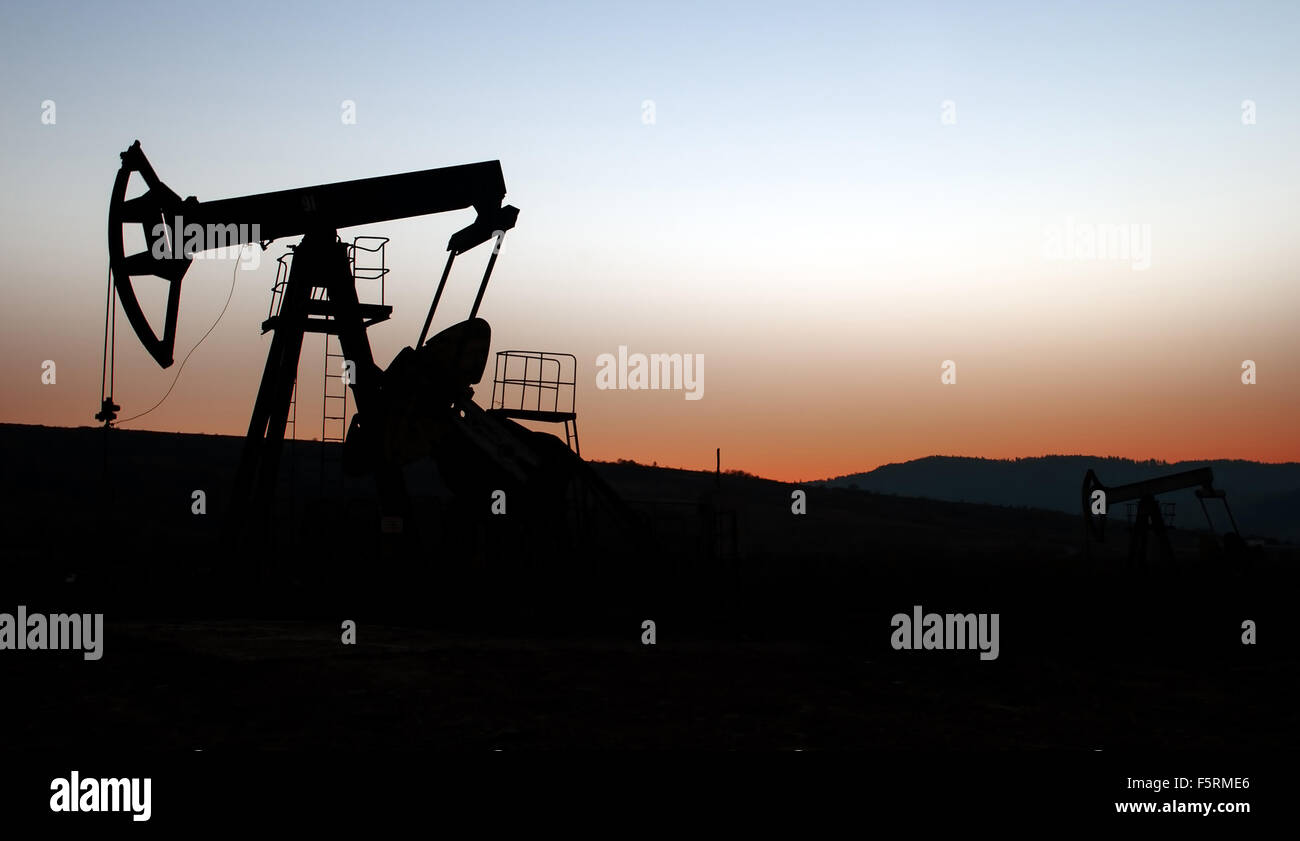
[95,264,120,425]
[99,263,112,405]
[110,263,117,397]
[116,246,246,425]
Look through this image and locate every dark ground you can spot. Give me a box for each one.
[1,423,1296,750]
[4,615,1290,750]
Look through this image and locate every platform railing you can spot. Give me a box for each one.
[347,236,390,305]
[490,351,578,417]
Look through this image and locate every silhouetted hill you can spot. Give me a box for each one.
[0,424,1096,573]
[820,455,1300,543]
[5,423,1297,614]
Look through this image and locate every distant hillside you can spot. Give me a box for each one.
[0,424,1132,573]
[819,456,1300,543]
[3,424,1295,577]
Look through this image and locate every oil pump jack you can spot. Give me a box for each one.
[1081,466,1244,564]
[98,141,631,555]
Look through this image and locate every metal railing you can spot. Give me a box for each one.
[267,249,294,322]
[490,350,578,417]
[268,235,389,320]
[347,236,390,304]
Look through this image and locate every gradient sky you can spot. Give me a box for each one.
[2,0,1297,481]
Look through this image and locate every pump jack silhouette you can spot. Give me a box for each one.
[1081,466,1244,564]
[99,141,632,560]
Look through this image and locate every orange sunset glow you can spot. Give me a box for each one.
[3,4,1297,481]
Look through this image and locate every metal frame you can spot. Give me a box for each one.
[489,350,580,454]
[1082,467,1242,563]
[348,235,390,304]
